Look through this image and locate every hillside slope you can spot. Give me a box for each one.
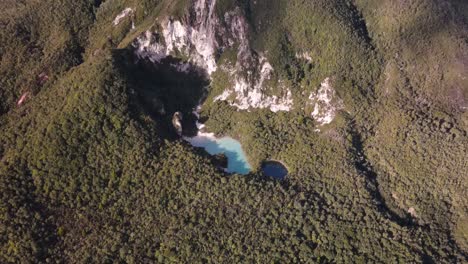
[1,0,467,262]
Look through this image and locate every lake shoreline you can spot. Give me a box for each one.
[183,131,252,175]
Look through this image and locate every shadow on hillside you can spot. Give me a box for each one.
[112,49,209,139]
[345,115,415,227]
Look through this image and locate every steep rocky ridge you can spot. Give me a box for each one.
[131,0,306,113]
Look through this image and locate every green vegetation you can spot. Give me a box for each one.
[0,0,467,263]
[0,0,99,114]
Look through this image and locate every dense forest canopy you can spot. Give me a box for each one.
[0,0,467,263]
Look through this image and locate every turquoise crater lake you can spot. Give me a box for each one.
[185,133,252,175]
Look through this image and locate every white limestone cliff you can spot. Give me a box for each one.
[113,8,134,26]
[134,0,218,75]
[132,0,293,112]
[309,78,344,125]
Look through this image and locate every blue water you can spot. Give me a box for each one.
[185,134,251,174]
[262,161,288,180]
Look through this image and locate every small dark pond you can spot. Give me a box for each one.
[261,161,288,180]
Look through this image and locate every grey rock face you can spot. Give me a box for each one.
[172,112,183,136]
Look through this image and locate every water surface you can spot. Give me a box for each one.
[262,161,288,180]
[185,133,251,175]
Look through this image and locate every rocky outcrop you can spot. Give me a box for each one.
[172,112,183,136]
[133,0,218,75]
[130,1,348,125]
[132,0,293,112]
[17,92,29,106]
[213,54,294,112]
[113,8,134,26]
[309,78,344,125]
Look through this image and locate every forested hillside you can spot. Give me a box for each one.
[1,0,467,263]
